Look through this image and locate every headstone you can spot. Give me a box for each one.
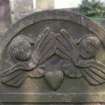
[0,10,105,105]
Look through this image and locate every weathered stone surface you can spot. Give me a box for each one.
[0,0,11,34]
[36,0,54,10]
[0,9,105,104]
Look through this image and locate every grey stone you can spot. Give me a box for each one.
[0,9,105,104]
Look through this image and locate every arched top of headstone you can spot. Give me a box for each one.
[1,10,105,103]
[1,9,105,50]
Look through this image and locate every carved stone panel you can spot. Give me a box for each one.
[0,10,105,104]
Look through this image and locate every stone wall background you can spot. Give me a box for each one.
[0,0,54,36]
[0,0,11,35]
[10,0,54,23]
[10,0,34,23]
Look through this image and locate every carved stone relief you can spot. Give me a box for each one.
[0,26,105,91]
[1,10,105,104]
